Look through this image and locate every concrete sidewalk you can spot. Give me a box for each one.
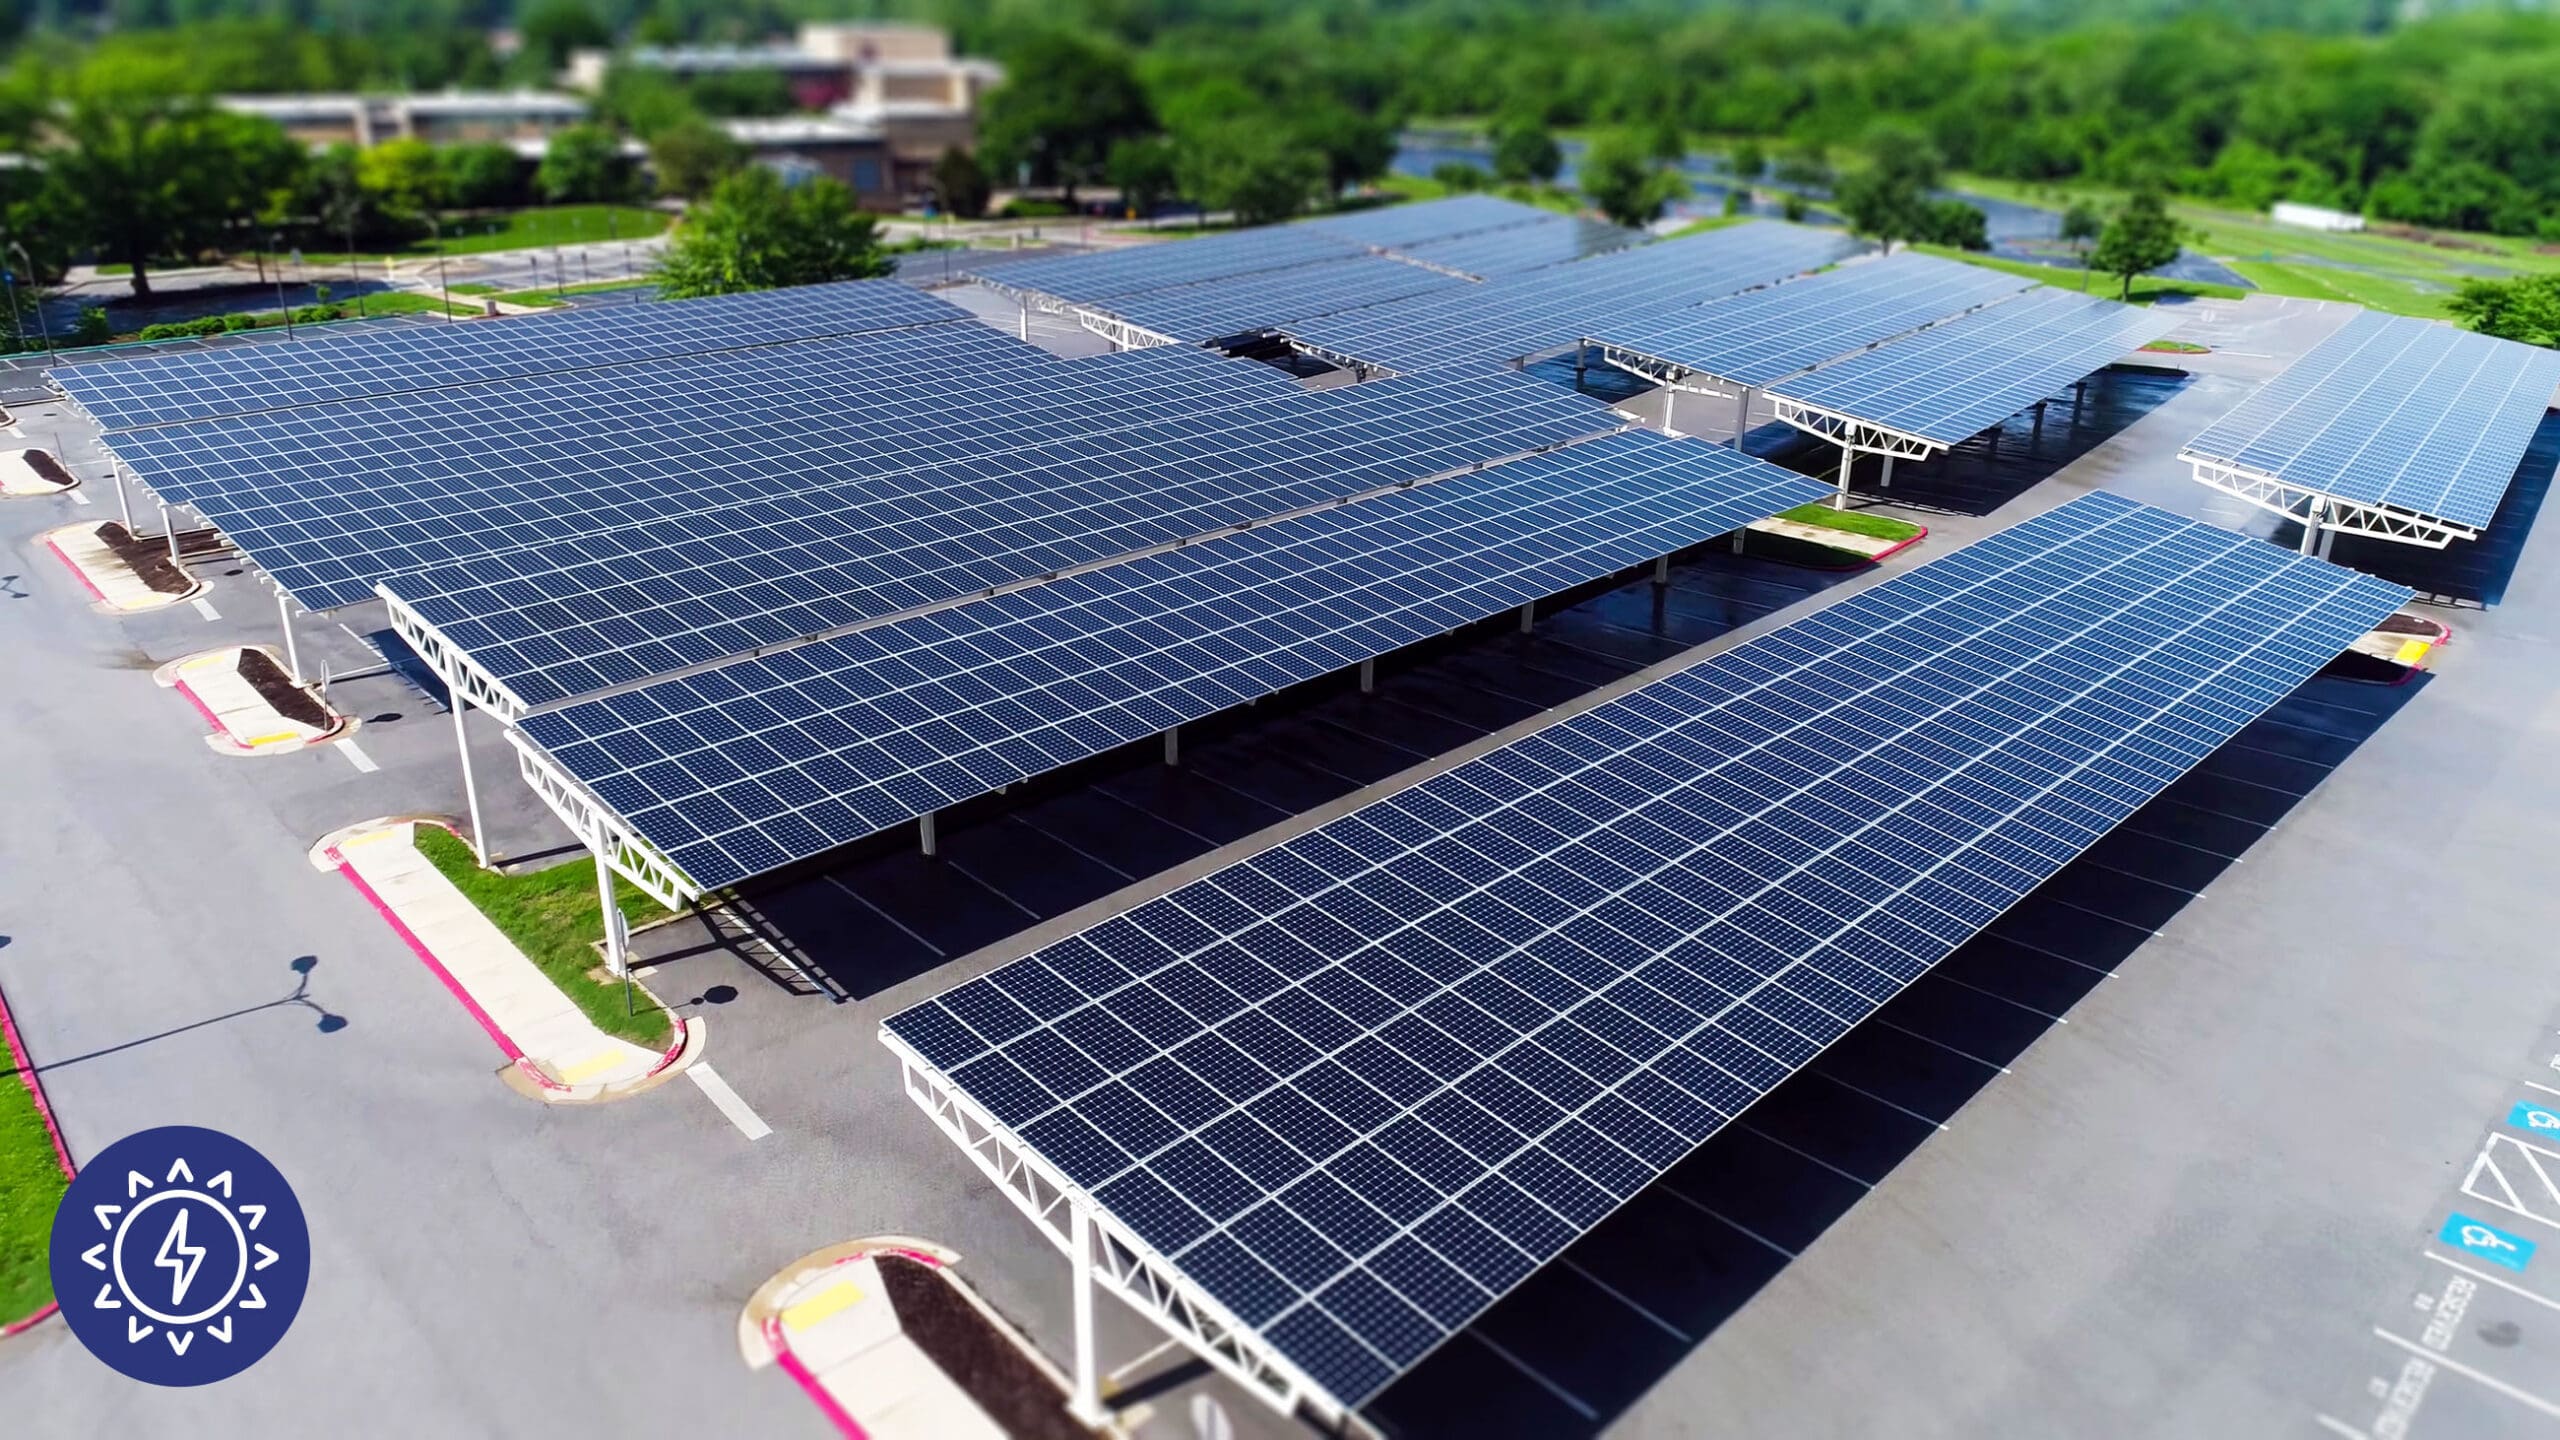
[156,647,345,755]
[320,822,702,1102]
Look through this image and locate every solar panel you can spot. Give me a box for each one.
[880,490,2407,1410]
[2180,309,2560,530]
[1391,216,1639,280]
[969,227,1367,305]
[1301,196,1557,250]
[112,327,1306,612]
[1766,287,2176,446]
[1062,343,1307,395]
[1593,252,2036,387]
[389,369,1619,706]
[518,429,1829,888]
[53,281,968,432]
[1092,256,1471,344]
[1288,222,1864,376]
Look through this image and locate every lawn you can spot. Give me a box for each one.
[1665,214,1751,239]
[299,204,670,262]
[0,1059,68,1326]
[1777,502,1924,542]
[1370,171,1583,217]
[475,279,659,308]
[1911,243,2249,304]
[337,292,478,319]
[413,826,673,1049]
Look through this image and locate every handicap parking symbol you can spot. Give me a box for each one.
[2443,1212,2538,1272]
[2507,1101,2560,1138]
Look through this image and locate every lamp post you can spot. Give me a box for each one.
[271,232,294,338]
[426,213,453,320]
[12,244,53,358]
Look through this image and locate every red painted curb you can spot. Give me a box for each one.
[767,1314,872,1439]
[327,843,530,1066]
[2,1301,59,1338]
[1868,525,1930,563]
[42,534,108,604]
[170,672,236,743]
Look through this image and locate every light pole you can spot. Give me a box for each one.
[13,244,54,358]
[426,214,453,320]
[271,231,295,338]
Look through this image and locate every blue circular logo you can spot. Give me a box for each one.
[48,1126,309,1385]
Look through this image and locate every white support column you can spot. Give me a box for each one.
[161,503,180,561]
[1662,385,1679,437]
[594,845,629,977]
[1733,387,1753,450]
[1018,298,1029,342]
[1163,727,1180,766]
[1518,602,1535,634]
[1730,530,1746,554]
[1358,658,1375,693]
[920,811,938,857]
[1879,454,1896,491]
[1652,554,1671,586]
[2318,522,2337,561]
[1068,1201,1107,1428]
[1834,443,1855,511]
[2299,498,2324,556]
[276,589,304,683]
[451,686,488,865]
[114,464,133,529]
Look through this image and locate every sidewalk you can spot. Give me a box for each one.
[320,822,702,1102]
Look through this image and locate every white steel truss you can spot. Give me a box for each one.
[2181,453,2477,550]
[881,1031,1348,1428]
[506,730,702,908]
[1768,395,1943,461]
[1284,337,1400,381]
[379,587,534,721]
[1072,309,1180,351]
[1592,342,1739,399]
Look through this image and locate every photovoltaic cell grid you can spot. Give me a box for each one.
[1061,345,1303,394]
[1093,256,1472,344]
[53,280,968,432]
[393,369,1620,706]
[1393,216,1639,280]
[521,428,1828,888]
[882,490,2408,1409]
[1594,252,2037,388]
[1287,222,1865,376]
[116,327,1303,611]
[967,226,1366,305]
[2180,309,2560,530]
[1301,195,1558,250]
[1767,287,2177,446]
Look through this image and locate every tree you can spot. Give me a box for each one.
[931,146,991,220]
[1108,136,1180,220]
[1176,123,1322,227]
[977,33,1153,203]
[1299,104,1397,199]
[2091,188,2186,300]
[1433,161,1490,193]
[1648,115,1687,163]
[2449,274,2560,347]
[1578,130,1683,229]
[1773,141,1833,191]
[1835,125,1944,249]
[516,0,608,75]
[357,138,448,222]
[538,124,631,204]
[1921,197,1990,250]
[1728,139,1767,181]
[1491,117,1562,186]
[441,142,525,210]
[649,121,746,200]
[654,166,891,298]
[2061,198,2105,287]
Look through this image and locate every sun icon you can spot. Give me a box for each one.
[50,1125,310,1386]
[80,1155,281,1355]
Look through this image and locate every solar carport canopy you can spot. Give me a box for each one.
[968,226,1366,304]
[390,369,1616,708]
[112,326,1294,612]
[1593,252,2035,388]
[880,491,2406,1412]
[52,280,967,432]
[1392,215,1637,281]
[1767,287,2176,446]
[1090,256,1470,345]
[517,428,1829,889]
[2180,309,2560,532]
[1298,195,1557,250]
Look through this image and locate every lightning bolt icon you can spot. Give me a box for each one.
[154,1208,206,1307]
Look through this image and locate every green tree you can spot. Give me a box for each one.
[649,120,746,200]
[2091,188,2186,300]
[1491,117,1562,185]
[1835,125,1944,249]
[516,0,608,75]
[977,33,1153,203]
[358,138,449,222]
[1728,139,1767,181]
[1921,197,1990,250]
[1433,161,1490,193]
[537,124,631,204]
[1300,103,1397,199]
[930,145,991,220]
[654,166,891,298]
[1578,130,1683,229]
[2061,198,2105,287]
[2449,274,2560,347]
[1175,122,1322,227]
[1773,140,1833,191]
[1107,136,1179,219]
[440,142,525,210]
[596,66,701,141]
[1648,115,1686,163]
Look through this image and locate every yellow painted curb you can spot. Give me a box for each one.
[780,1279,865,1334]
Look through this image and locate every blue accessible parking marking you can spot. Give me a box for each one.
[2442,1212,2538,1272]
[2506,1100,2560,1139]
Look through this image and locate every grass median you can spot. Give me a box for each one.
[412,826,675,1049]
[0,1063,68,1325]
[1776,502,1923,543]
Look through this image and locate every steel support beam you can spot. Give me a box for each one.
[1069,1202,1108,1428]
[2180,454,2474,551]
[1164,727,1180,767]
[920,811,938,857]
[452,687,488,865]
[276,589,303,683]
[1358,657,1374,693]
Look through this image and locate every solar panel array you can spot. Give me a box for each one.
[1594,252,2036,388]
[1092,256,1471,344]
[1058,342,1307,396]
[881,490,2408,1409]
[117,327,1308,611]
[1395,216,1638,280]
[2180,309,2560,530]
[388,369,1619,707]
[520,429,1829,888]
[54,280,967,432]
[1767,287,2177,446]
[968,226,1366,305]
[1287,222,1865,376]
[1300,196,1557,250]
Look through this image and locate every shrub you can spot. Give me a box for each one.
[72,307,112,345]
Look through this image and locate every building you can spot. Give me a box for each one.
[218,91,589,151]
[568,24,999,208]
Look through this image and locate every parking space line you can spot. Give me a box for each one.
[2523,1080,2560,1101]
[2372,1326,2560,1421]
[337,739,378,773]
[2313,1414,2369,1440]
[67,488,89,506]
[2425,1251,2560,1314]
[688,1063,771,1139]
[191,596,220,621]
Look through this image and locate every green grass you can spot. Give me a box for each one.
[0,1062,68,1325]
[1665,215,1751,239]
[94,262,130,276]
[1909,243,2249,305]
[298,204,671,262]
[339,292,479,319]
[1371,172,1582,216]
[2141,338,2211,353]
[1776,502,1924,542]
[413,826,674,1049]
[475,279,659,308]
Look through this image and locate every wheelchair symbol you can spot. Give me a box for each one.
[2443,1212,2537,1272]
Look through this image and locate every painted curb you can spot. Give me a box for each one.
[0,973,76,1340]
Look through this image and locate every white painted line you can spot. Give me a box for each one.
[2424,1252,2560,1315]
[688,1063,771,1139]
[67,487,90,506]
[191,596,220,622]
[337,739,379,773]
[2372,1326,2560,1420]
[2313,1413,2369,1440]
[2523,1080,2560,1100]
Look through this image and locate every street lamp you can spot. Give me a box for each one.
[271,231,294,339]
[426,213,453,321]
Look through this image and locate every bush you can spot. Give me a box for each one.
[72,307,111,345]
[999,197,1074,219]
[1432,161,1490,193]
[137,313,252,340]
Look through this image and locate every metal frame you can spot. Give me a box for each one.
[1072,309,1180,351]
[379,588,533,721]
[882,1030,1348,1428]
[2180,452,2477,551]
[1767,394,1944,461]
[507,730,702,910]
[1283,336,1399,381]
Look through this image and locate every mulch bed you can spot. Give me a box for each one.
[236,647,337,731]
[21,450,70,488]
[878,1254,1096,1440]
[92,521,218,596]
[2376,613,2446,638]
